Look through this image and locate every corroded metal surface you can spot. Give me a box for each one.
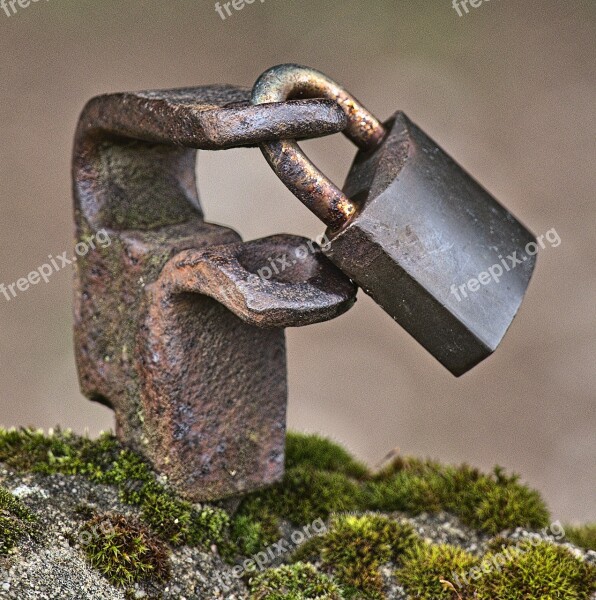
[252,64,386,229]
[160,234,356,329]
[140,235,355,498]
[73,85,356,500]
[252,65,536,376]
[252,65,385,150]
[328,112,536,375]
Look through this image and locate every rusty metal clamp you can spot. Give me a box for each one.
[73,85,357,500]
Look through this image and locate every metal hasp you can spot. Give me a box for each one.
[72,86,356,500]
[253,64,537,376]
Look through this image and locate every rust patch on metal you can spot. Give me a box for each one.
[73,85,355,500]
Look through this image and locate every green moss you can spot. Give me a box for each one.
[0,486,37,555]
[466,467,550,535]
[3,426,593,599]
[565,524,596,551]
[0,486,34,523]
[396,543,479,599]
[248,563,342,600]
[81,513,170,587]
[100,449,157,503]
[1,427,553,547]
[229,434,370,555]
[475,540,596,600]
[290,532,327,566]
[297,512,594,600]
[233,466,363,554]
[365,459,550,535]
[0,515,25,556]
[484,534,516,553]
[364,468,444,515]
[228,513,278,558]
[276,467,364,525]
[285,433,368,480]
[316,514,420,599]
[0,428,228,550]
[396,539,596,600]
[142,491,229,547]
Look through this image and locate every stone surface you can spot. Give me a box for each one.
[0,468,247,600]
[1,468,594,600]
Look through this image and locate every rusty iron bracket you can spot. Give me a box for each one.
[73,85,356,500]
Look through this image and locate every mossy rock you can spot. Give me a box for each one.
[248,563,342,600]
[0,427,594,599]
[80,514,170,587]
[0,486,37,556]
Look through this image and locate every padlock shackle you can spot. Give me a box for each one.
[253,64,385,150]
[252,64,387,229]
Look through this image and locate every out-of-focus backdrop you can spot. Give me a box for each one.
[0,0,594,522]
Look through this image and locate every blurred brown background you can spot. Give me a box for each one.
[0,0,594,522]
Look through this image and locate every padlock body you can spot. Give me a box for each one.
[323,112,536,376]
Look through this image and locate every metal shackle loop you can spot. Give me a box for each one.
[252,64,387,229]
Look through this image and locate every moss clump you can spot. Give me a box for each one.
[396,539,596,600]
[0,427,554,549]
[227,512,279,558]
[470,467,550,535]
[270,466,363,525]
[314,514,420,599]
[233,466,363,553]
[0,486,37,555]
[290,516,596,600]
[0,428,228,549]
[231,434,369,556]
[565,524,596,551]
[285,433,368,480]
[81,514,170,587]
[141,491,229,547]
[474,540,596,600]
[396,542,479,599]
[365,459,550,535]
[0,427,120,476]
[364,460,445,515]
[0,486,35,524]
[98,449,157,505]
[230,435,553,562]
[248,562,342,600]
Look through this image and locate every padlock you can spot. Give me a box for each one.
[252,64,536,376]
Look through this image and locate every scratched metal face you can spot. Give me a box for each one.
[324,112,536,376]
